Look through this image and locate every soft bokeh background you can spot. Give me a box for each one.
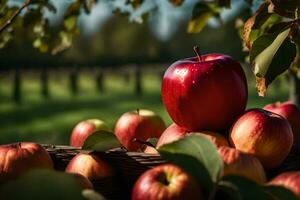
[0,0,289,145]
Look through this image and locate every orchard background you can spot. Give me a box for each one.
[0,0,298,145]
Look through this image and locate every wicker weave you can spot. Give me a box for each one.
[42,144,300,200]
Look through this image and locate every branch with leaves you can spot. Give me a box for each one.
[0,0,32,34]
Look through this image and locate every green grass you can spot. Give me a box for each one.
[0,67,290,145]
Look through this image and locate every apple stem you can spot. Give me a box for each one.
[193,46,203,62]
[136,108,140,115]
[18,142,21,148]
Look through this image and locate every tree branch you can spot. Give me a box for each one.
[0,0,32,34]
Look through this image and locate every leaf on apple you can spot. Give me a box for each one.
[82,130,121,152]
[157,134,223,197]
[264,185,298,200]
[82,189,106,200]
[187,2,220,33]
[250,28,296,96]
[218,175,273,200]
[0,169,85,200]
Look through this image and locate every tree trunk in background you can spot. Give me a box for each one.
[13,68,21,103]
[123,71,130,84]
[135,65,142,95]
[96,69,104,93]
[41,67,49,98]
[70,68,79,96]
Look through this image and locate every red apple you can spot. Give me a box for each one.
[114,109,166,151]
[269,171,300,198]
[217,146,266,184]
[71,173,94,190]
[70,119,111,147]
[0,142,53,182]
[132,164,203,200]
[144,123,229,154]
[161,49,247,131]
[66,153,113,181]
[264,101,300,142]
[229,108,293,169]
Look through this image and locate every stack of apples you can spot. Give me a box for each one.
[70,48,300,200]
[123,47,299,199]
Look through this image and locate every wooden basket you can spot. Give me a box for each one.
[43,144,300,200]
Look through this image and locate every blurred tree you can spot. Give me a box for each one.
[1,0,299,103]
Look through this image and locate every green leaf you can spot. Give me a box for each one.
[264,185,298,200]
[269,0,300,19]
[158,134,223,196]
[250,28,296,96]
[243,2,277,50]
[82,189,106,200]
[64,16,77,31]
[219,176,273,200]
[217,0,231,8]
[0,169,85,200]
[82,130,121,152]
[187,3,220,33]
[251,28,290,77]
[64,0,82,18]
[83,0,97,14]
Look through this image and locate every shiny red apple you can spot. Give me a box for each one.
[218,146,266,184]
[0,142,53,182]
[70,119,111,147]
[114,109,166,151]
[144,123,229,154]
[65,153,113,181]
[269,171,300,198]
[264,101,300,142]
[132,164,203,200]
[161,48,247,131]
[229,108,293,169]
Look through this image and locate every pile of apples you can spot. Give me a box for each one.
[1,48,300,199]
[68,48,300,199]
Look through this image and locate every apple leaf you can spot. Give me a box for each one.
[243,2,283,50]
[250,28,297,96]
[264,185,298,200]
[187,2,220,33]
[82,189,106,200]
[218,175,273,200]
[82,130,121,152]
[157,134,223,196]
[0,169,85,200]
[268,0,300,19]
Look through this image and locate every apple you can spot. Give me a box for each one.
[70,173,94,190]
[217,146,266,184]
[132,164,203,200]
[144,123,229,154]
[269,171,300,198]
[229,108,293,169]
[264,101,300,142]
[0,142,53,182]
[70,119,111,147]
[161,47,247,131]
[114,109,166,151]
[65,153,113,181]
